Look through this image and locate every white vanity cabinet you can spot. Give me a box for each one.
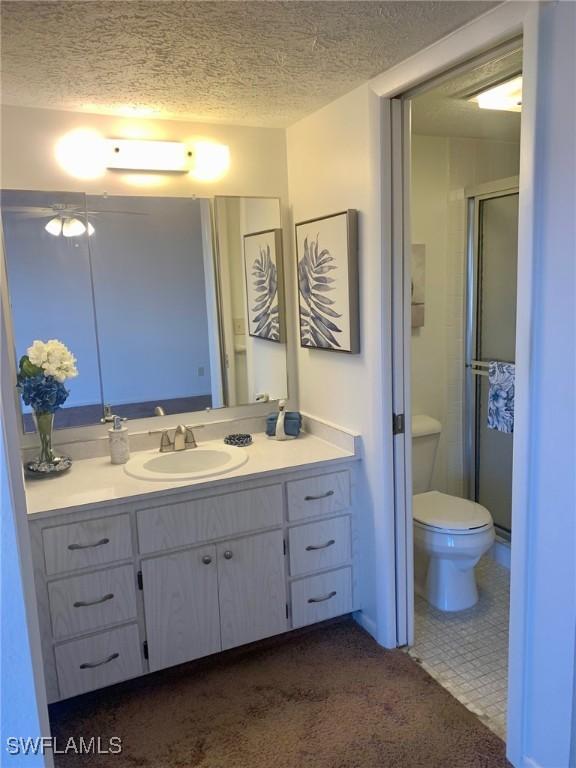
[29,463,358,702]
[141,529,287,671]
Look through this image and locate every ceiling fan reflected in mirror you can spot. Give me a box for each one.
[2,202,145,238]
[45,214,95,238]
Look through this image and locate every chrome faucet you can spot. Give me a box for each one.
[156,425,197,452]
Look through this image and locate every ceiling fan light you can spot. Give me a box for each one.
[45,217,63,236]
[62,217,87,237]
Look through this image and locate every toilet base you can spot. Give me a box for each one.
[426,557,479,612]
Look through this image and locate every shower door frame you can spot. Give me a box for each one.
[464,177,519,537]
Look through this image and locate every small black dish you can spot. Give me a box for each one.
[224,433,253,447]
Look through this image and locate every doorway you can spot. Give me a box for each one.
[394,41,523,740]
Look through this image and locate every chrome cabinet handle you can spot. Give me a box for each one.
[202,555,212,565]
[73,593,114,608]
[68,538,110,551]
[223,550,233,560]
[306,539,336,552]
[308,591,337,604]
[304,490,334,501]
[79,652,119,670]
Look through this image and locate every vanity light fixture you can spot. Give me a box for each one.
[45,216,95,238]
[105,139,191,172]
[56,131,230,181]
[468,75,522,112]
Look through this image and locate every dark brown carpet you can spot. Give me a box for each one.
[50,619,510,768]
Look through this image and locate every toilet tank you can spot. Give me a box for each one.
[412,415,442,494]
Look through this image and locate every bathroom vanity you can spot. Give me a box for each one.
[26,429,360,702]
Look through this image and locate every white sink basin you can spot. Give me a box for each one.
[124,443,248,482]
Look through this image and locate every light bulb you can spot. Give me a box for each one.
[87,222,95,236]
[45,217,63,236]
[190,141,230,182]
[62,218,87,237]
[55,129,106,180]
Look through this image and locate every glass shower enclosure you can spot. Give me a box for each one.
[465,178,519,538]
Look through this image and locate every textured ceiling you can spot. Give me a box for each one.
[412,47,522,140]
[1,0,499,127]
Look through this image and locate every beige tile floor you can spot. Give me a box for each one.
[409,556,510,739]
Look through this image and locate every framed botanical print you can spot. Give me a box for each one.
[243,228,284,343]
[295,209,359,353]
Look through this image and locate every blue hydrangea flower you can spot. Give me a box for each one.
[19,374,69,414]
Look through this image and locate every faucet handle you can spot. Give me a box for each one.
[184,427,197,448]
[160,430,173,452]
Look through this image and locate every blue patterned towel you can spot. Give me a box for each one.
[488,361,515,433]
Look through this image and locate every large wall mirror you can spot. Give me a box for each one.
[1,189,288,432]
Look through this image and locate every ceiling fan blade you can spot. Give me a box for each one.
[85,209,147,216]
[1,206,58,216]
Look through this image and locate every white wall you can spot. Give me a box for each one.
[287,84,396,645]
[411,134,520,495]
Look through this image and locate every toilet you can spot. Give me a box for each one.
[412,415,495,612]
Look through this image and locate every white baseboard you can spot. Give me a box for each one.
[487,537,511,570]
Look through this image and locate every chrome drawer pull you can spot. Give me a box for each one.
[73,593,114,608]
[79,652,119,670]
[68,538,110,551]
[306,539,335,552]
[308,590,337,604]
[304,490,334,501]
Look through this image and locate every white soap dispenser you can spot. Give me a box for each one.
[108,416,130,464]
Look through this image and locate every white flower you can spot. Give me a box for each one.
[26,339,78,382]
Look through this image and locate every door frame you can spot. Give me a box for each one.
[369,3,540,765]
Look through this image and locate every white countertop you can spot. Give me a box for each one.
[25,432,358,517]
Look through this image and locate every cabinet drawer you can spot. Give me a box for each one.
[54,624,142,699]
[288,516,351,577]
[290,568,353,628]
[48,565,138,641]
[43,515,132,576]
[287,471,350,521]
[137,485,283,554]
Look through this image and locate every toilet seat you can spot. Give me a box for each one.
[413,491,493,535]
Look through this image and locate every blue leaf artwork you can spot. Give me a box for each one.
[296,210,358,353]
[244,229,283,342]
[298,235,342,348]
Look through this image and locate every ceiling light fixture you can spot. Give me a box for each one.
[469,75,522,112]
[45,216,95,238]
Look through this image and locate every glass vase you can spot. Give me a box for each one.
[26,411,72,476]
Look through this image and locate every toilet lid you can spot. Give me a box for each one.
[413,491,492,531]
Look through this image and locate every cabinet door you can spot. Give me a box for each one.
[141,545,221,672]
[217,530,287,650]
